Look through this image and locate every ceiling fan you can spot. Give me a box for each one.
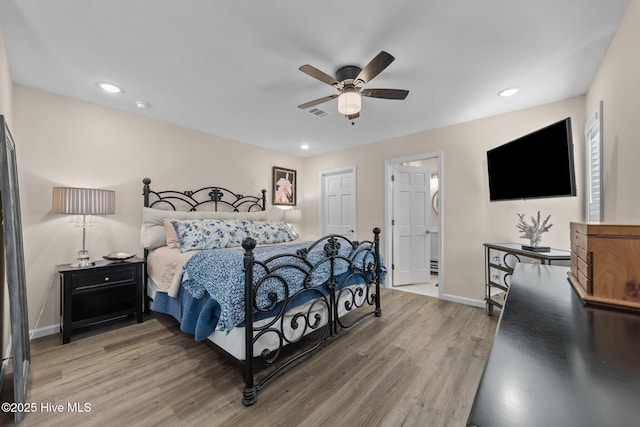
[297,51,409,120]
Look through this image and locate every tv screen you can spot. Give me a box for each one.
[487,118,576,201]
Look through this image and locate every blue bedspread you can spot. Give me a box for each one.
[152,240,385,340]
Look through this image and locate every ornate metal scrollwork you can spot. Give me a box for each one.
[264,292,278,311]
[142,178,267,213]
[209,189,223,202]
[323,237,341,257]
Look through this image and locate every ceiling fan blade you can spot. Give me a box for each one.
[299,65,339,86]
[361,88,409,100]
[297,94,339,110]
[347,112,360,120]
[355,51,395,84]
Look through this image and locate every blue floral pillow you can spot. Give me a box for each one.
[243,220,297,245]
[170,219,246,252]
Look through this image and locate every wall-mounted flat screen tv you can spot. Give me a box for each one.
[487,117,576,201]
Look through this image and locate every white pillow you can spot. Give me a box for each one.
[140,207,188,249]
[267,208,285,222]
[185,210,225,220]
[163,219,180,249]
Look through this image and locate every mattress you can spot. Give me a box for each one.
[147,276,364,360]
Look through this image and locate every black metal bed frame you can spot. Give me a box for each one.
[142,178,383,406]
[142,177,267,212]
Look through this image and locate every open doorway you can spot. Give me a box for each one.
[385,152,442,298]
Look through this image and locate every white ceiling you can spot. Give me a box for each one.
[0,0,630,156]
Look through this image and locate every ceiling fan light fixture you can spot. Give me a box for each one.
[298,51,407,120]
[337,90,361,115]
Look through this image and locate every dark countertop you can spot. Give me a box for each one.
[468,263,640,427]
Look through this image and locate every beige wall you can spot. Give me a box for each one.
[13,85,304,335]
[0,26,11,122]
[586,0,640,222]
[302,97,585,304]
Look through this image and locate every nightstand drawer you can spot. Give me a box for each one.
[71,265,136,291]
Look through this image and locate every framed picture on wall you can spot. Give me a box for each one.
[272,166,296,206]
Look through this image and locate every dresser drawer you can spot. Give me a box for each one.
[570,257,578,279]
[487,248,521,271]
[576,267,592,294]
[575,246,589,263]
[576,255,591,280]
[569,222,640,310]
[490,267,513,287]
[70,265,137,292]
[571,228,588,250]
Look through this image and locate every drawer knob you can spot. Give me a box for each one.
[104,277,110,282]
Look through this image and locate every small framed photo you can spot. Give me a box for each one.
[272,166,296,206]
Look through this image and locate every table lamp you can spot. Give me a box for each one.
[52,187,115,267]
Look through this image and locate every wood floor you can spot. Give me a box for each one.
[1,288,498,427]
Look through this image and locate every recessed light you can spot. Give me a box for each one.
[97,82,123,94]
[498,87,519,97]
[135,101,150,109]
[299,143,310,150]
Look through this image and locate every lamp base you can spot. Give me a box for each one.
[71,260,95,268]
[71,249,94,268]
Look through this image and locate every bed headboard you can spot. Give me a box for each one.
[142,178,266,212]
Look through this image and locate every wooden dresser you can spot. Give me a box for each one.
[569,222,640,310]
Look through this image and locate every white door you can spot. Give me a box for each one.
[321,167,356,239]
[392,165,431,286]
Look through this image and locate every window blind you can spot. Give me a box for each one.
[585,101,603,222]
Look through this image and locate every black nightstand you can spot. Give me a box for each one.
[58,257,144,344]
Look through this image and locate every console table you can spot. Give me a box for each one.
[484,243,570,315]
[467,263,640,427]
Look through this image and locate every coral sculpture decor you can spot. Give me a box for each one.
[516,211,553,249]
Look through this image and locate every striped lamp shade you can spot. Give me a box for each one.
[52,187,116,215]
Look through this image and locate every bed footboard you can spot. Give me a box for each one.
[241,228,383,405]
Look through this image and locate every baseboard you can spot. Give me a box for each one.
[29,323,60,340]
[440,293,485,308]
